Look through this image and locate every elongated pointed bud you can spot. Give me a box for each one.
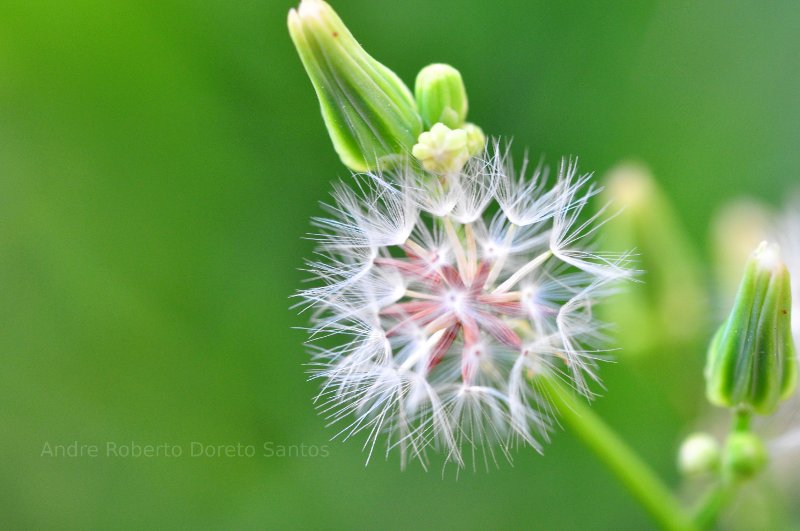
[705,242,798,414]
[288,0,423,171]
[600,163,707,355]
[415,64,469,129]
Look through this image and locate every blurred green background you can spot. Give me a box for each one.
[2,0,799,529]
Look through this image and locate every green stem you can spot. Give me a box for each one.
[692,480,736,529]
[692,409,751,528]
[733,409,751,432]
[539,377,695,531]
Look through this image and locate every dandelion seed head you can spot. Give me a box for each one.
[297,144,633,469]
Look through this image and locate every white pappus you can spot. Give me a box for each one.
[297,143,635,470]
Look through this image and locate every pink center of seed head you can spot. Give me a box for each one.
[376,241,525,384]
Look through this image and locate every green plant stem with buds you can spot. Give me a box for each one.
[542,375,768,531]
[539,377,697,531]
[692,411,755,529]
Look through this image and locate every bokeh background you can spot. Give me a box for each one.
[3,0,799,529]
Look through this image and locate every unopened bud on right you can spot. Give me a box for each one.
[705,242,798,415]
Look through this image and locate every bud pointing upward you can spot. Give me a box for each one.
[415,64,469,129]
[288,0,423,171]
[705,241,798,415]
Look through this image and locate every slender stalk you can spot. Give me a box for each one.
[692,409,750,528]
[443,217,468,283]
[493,250,551,293]
[464,222,478,282]
[733,410,751,432]
[485,223,517,287]
[692,480,736,529]
[538,377,695,531]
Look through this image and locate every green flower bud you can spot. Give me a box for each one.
[288,0,423,171]
[678,433,721,476]
[600,163,708,356]
[723,432,767,479]
[415,64,469,129]
[412,123,470,175]
[705,242,798,415]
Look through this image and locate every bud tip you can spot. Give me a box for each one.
[754,241,782,272]
[297,0,325,19]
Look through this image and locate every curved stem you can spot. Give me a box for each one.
[538,377,696,531]
[692,480,736,529]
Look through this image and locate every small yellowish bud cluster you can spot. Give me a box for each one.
[411,123,470,175]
